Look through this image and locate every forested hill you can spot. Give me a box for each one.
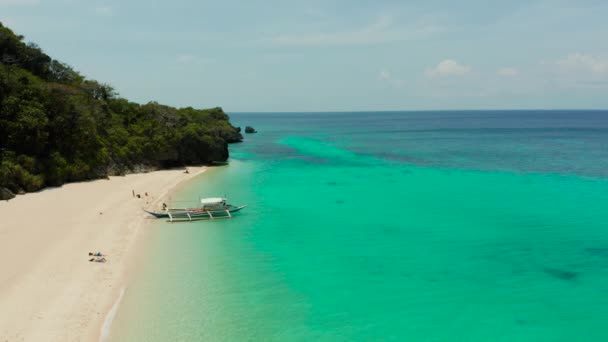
[0,23,242,199]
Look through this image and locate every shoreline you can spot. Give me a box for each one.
[0,166,209,342]
[99,166,221,341]
[100,287,124,341]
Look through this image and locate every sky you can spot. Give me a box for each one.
[1,0,608,112]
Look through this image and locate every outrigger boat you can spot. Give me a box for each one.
[144,197,246,222]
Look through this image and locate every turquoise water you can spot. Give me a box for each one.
[109,111,608,341]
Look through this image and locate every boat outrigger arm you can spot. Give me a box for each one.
[143,197,246,222]
[143,205,246,222]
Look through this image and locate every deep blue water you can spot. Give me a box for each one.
[232,110,608,178]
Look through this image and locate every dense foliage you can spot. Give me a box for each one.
[0,23,242,196]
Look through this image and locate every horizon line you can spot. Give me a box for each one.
[228,108,608,114]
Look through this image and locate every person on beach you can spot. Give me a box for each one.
[89,257,107,263]
[132,189,135,197]
[88,252,105,256]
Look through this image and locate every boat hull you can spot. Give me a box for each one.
[144,205,246,221]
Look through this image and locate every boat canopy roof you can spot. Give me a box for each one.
[200,197,226,204]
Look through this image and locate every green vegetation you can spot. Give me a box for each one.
[0,23,242,197]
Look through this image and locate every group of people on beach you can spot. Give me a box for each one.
[132,190,148,198]
[132,189,153,205]
[88,252,106,263]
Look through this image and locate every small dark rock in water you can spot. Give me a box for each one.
[335,200,344,204]
[245,126,257,134]
[543,267,579,281]
[0,187,15,201]
[327,181,338,186]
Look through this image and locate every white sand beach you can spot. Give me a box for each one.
[0,167,207,342]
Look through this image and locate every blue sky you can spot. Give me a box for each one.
[1,0,608,111]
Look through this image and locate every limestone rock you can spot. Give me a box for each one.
[0,187,15,201]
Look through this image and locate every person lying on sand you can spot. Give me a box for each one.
[88,252,105,256]
[89,257,107,263]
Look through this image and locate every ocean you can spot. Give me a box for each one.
[108,110,608,341]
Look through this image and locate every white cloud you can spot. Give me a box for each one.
[545,53,608,90]
[556,53,608,74]
[497,67,519,77]
[176,55,194,63]
[264,15,443,47]
[377,69,404,88]
[378,70,391,81]
[425,59,471,77]
[94,6,113,16]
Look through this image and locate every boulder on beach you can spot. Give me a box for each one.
[0,187,16,201]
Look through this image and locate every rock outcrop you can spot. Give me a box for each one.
[0,187,16,201]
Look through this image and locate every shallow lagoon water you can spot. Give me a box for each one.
[109,111,608,341]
